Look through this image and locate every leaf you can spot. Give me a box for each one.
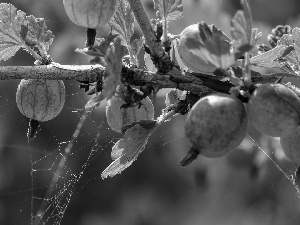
[230,0,257,53]
[75,34,119,58]
[25,15,54,54]
[102,109,176,179]
[250,45,292,68]
[130,37,144,66]
[189,31,235,69]
[101,122,158,179]
[103,38,124,99]
[144,52,157,72]
[108,0,134,47]
[292,27,300,62]
[153,0,183,21]
[0,3,54,62]
[84,38,125,110]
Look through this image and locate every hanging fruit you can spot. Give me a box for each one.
[63,0,119,29]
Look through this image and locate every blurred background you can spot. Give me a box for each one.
[1,0,300,224]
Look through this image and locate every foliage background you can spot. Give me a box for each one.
[1,0,300,224]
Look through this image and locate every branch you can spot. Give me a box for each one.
[0,64,279,96]
[0,64,103,82]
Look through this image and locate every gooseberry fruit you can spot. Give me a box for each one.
[280,126,300,165]
[106,96,155,133]
[248,83,300,137]
[63,0,119,29]
[181,93,248,166]
[16,79,65,122]
[177,24,227,74]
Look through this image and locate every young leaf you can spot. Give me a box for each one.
[153,0,183,21]
[108,0,134,47]
[25,15,54,55]
[230,0,260,54]
[0,3,54,62]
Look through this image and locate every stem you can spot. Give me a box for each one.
[243,52,252,88]
[127,0,159,54]
[127,0,173,72]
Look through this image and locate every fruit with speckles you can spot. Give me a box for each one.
[16,79,65,122]
[280,126,300,165]
[183,93,248,162]
[248,83,300,137]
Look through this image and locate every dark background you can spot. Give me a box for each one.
[1,0,300,224]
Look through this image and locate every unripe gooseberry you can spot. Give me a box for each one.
[177,24,227,74]
[248,83,300,137]
[181,93,248,166]
[106,96,155,133]
[63,0,119,29]
[16,79,65,122]
[280,126,300,165]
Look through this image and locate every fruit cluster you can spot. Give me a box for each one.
[181,82,300,167]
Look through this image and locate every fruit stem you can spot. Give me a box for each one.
[86,28,97,48]
[178,147,200,167]
[27,119,40,141]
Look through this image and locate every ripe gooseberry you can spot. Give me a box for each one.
[63,0,119,29]
[247,83,300,137]
[280,126,300,165]
[16,79,65,122]
[177,23,228,74]
[106,96,154,133]
[180,93,248,166]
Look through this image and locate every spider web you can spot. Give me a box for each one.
[1,78,300,225]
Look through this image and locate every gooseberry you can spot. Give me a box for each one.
[63,0,119,29]
[181,93,248,165]
[248,83,300,137]
[16,79,65,122]
[177,23,227,74]
[106,96,155,133]
[280,126,300,165]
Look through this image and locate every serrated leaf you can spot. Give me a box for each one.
[250,45,292,68]
[108,0,134,47]
[102,109,176,179]
[0,43,20,62]
[153,0,183,21]
[292,27,300,62]
[101,122,158,178]
[25,15,54,54]
[0,3,54,62]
